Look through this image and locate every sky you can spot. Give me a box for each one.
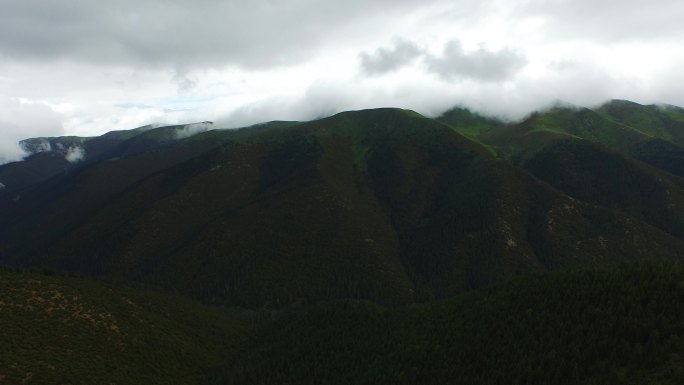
[1,0,684,163]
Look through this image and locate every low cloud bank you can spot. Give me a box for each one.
[0,97,64,165]
[173,121,214,139]
[65,146,86,163]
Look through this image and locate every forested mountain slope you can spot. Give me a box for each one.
[3,107,684,307]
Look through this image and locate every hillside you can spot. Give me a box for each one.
[215,262,684,385]
[4,262,684,384]
[0,268,245,385]
[455,100,684,179]
[3,107,684,308]
[4,101,684,383]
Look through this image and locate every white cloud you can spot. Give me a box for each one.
[173,122,215,139]
[0,0,444,70]
[0,96,64,164]
[0,0,683,163]
[425,40,527,82]
[359,39,423,76]
[521,0,684,42]
[65,146,85,163]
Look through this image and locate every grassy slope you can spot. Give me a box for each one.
[435,106,501,139]
[597,100,684,144]
[479,106,652,162]
[0,269,245,385]
[442,101,684,244]
[597,100,684,177]
[450,100,684,180]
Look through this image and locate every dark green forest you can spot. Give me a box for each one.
[219,262,684,385]
[3,263,684,384]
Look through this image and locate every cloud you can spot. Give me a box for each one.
[27,140,52,153]
[173,122,214,139]
[425,40,527,82]
[65,146,85,163]
[1,0,684,146]
[211,55,635,129]
[0,97,64,165]
[359,38,527,83]
[0,138,27,165]
[359,39,423,75]
[173,68,198,94]
[114,102,159,110]
[0,0,444,71]
[521,0,684,42]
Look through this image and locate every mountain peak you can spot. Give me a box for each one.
[330,107,425,120]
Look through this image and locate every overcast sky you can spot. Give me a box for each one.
[1,0,684,163]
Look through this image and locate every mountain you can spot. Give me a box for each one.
[4,100,684,383]
[597,100,684,177]
[0,127,145,196]
[461,100,684,177]
[0,122,228,196]
[444,100,684,242]
[3,104,684,308]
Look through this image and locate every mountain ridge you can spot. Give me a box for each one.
[4,102,684,308]
[5,99,684,383]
